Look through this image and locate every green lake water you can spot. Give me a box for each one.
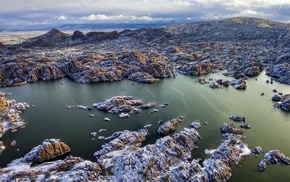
[1,71,290,181]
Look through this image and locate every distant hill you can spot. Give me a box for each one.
[20,17,290,48]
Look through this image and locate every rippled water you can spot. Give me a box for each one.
[1,71,290,181]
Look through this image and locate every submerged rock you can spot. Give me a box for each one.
[158,116,184,135]
[141,102,155,109]
[258,150,290,172]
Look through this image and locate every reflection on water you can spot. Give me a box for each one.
[1,71,290,181]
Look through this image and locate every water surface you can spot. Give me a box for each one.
[1,71,290,182]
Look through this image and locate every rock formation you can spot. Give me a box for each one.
[94,129,148,157]
[252,146,263,154]
[97,128,202,181]
[231,79,247,90]
[258,150,290,171]
[190,119,201,129]
[157,116,184,135]
[220,123,244,135]
[266,53,290,85]
[229,115,245,122]
[277,98,290,112]
[272,94,290,111]
[0,93,29,139]
[0,155,103,181]
[127,72,159,83]
[0,42,5,48]
[93,96,144,114]
[0,124,252,181]
[22,138,70,163]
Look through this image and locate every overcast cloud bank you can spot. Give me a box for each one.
[0,0,290,30]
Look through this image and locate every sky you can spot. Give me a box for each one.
[1,0,290,29]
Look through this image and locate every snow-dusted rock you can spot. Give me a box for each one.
[258,150,290,172]
[230,115,245,122]
[190,119,201,129]
[158,116,184,135]
[220,123,244,134]
[252,146,263,154]
[23,138,70,163]
[231,79,247,90]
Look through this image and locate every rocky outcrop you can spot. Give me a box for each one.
[23,29,118,47]
[177,61,216,76]
[0,141,4,155]
[195,77,208,84]
[266,53,290,84]
[272,94,290,101]
[252,146,263,154]
[0,126,251,181]
[276,98,290,112]
[272,94,290,111]
[94,129,148,157]
[58,50,176,84]
[0,42,5,48]
[0,50,176,87]
[190,119,201,129]
[97,128,202,181]
[86,31,118,42]
[95,126,250,181]
[209,81,222,89]
[266,64,290,85]
[140,102,155,109]
[210,134,250,167]
[230,115,245,122]
[0,155,103,181]
[0,59,64,87]
[127,72,159,83]
[22,139,70,163]
[258,150,290,171]
[22,28,70,47]
[157,116,184,135]
[220,123,244,134]
[72,30,85,41]
[231,79,247,90]
[93,96,144,114]
[0,94,29,139]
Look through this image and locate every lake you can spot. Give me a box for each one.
[1,71,290,182]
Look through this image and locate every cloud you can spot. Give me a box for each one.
[57,15,67,20]
[81,14,174,22]
[1,0,290,29]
